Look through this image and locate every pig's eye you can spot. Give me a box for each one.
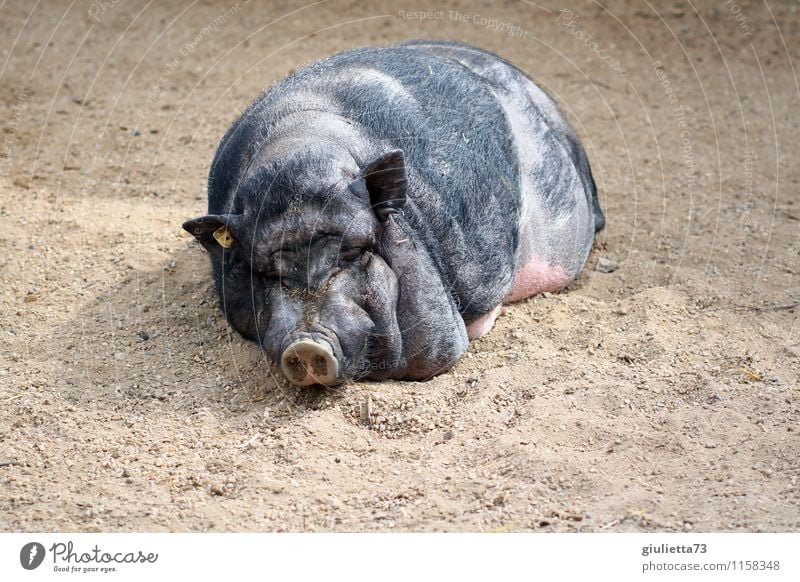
[261,273,283,287]
[338,248,362,265]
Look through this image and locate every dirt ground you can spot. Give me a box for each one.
[1,0,798,533]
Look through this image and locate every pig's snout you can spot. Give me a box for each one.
[281,339,339,386]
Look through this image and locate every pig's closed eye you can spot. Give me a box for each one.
[338,248,362,265]
[261,272,283,287]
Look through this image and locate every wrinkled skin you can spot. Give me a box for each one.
[183,40,603,386]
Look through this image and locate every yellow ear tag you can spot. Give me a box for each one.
[213,225,234,249]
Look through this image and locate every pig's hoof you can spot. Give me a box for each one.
[281,340,339,387]
[466,305,501,340]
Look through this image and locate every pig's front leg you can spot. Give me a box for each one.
[378,217,469,380]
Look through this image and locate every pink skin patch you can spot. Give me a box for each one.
[504,255,573,303]
[464,256,572,341]
[466,305,501,340]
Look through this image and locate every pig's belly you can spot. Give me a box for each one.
[504,255,573,302]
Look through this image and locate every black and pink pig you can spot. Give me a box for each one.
[183,40,605,386]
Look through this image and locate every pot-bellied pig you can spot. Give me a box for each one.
[184,40,605,387]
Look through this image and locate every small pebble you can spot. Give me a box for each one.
[596,257,619,273]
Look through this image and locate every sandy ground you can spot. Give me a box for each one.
[0,0,798,532]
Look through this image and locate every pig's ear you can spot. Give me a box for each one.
[182,214,240,251]
[360,149,407,221]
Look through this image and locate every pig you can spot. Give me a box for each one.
[183,40,605,387]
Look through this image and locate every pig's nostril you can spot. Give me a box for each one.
[283,355,305,382]
[313,355,327,373]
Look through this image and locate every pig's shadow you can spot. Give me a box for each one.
[52,241,339,423]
